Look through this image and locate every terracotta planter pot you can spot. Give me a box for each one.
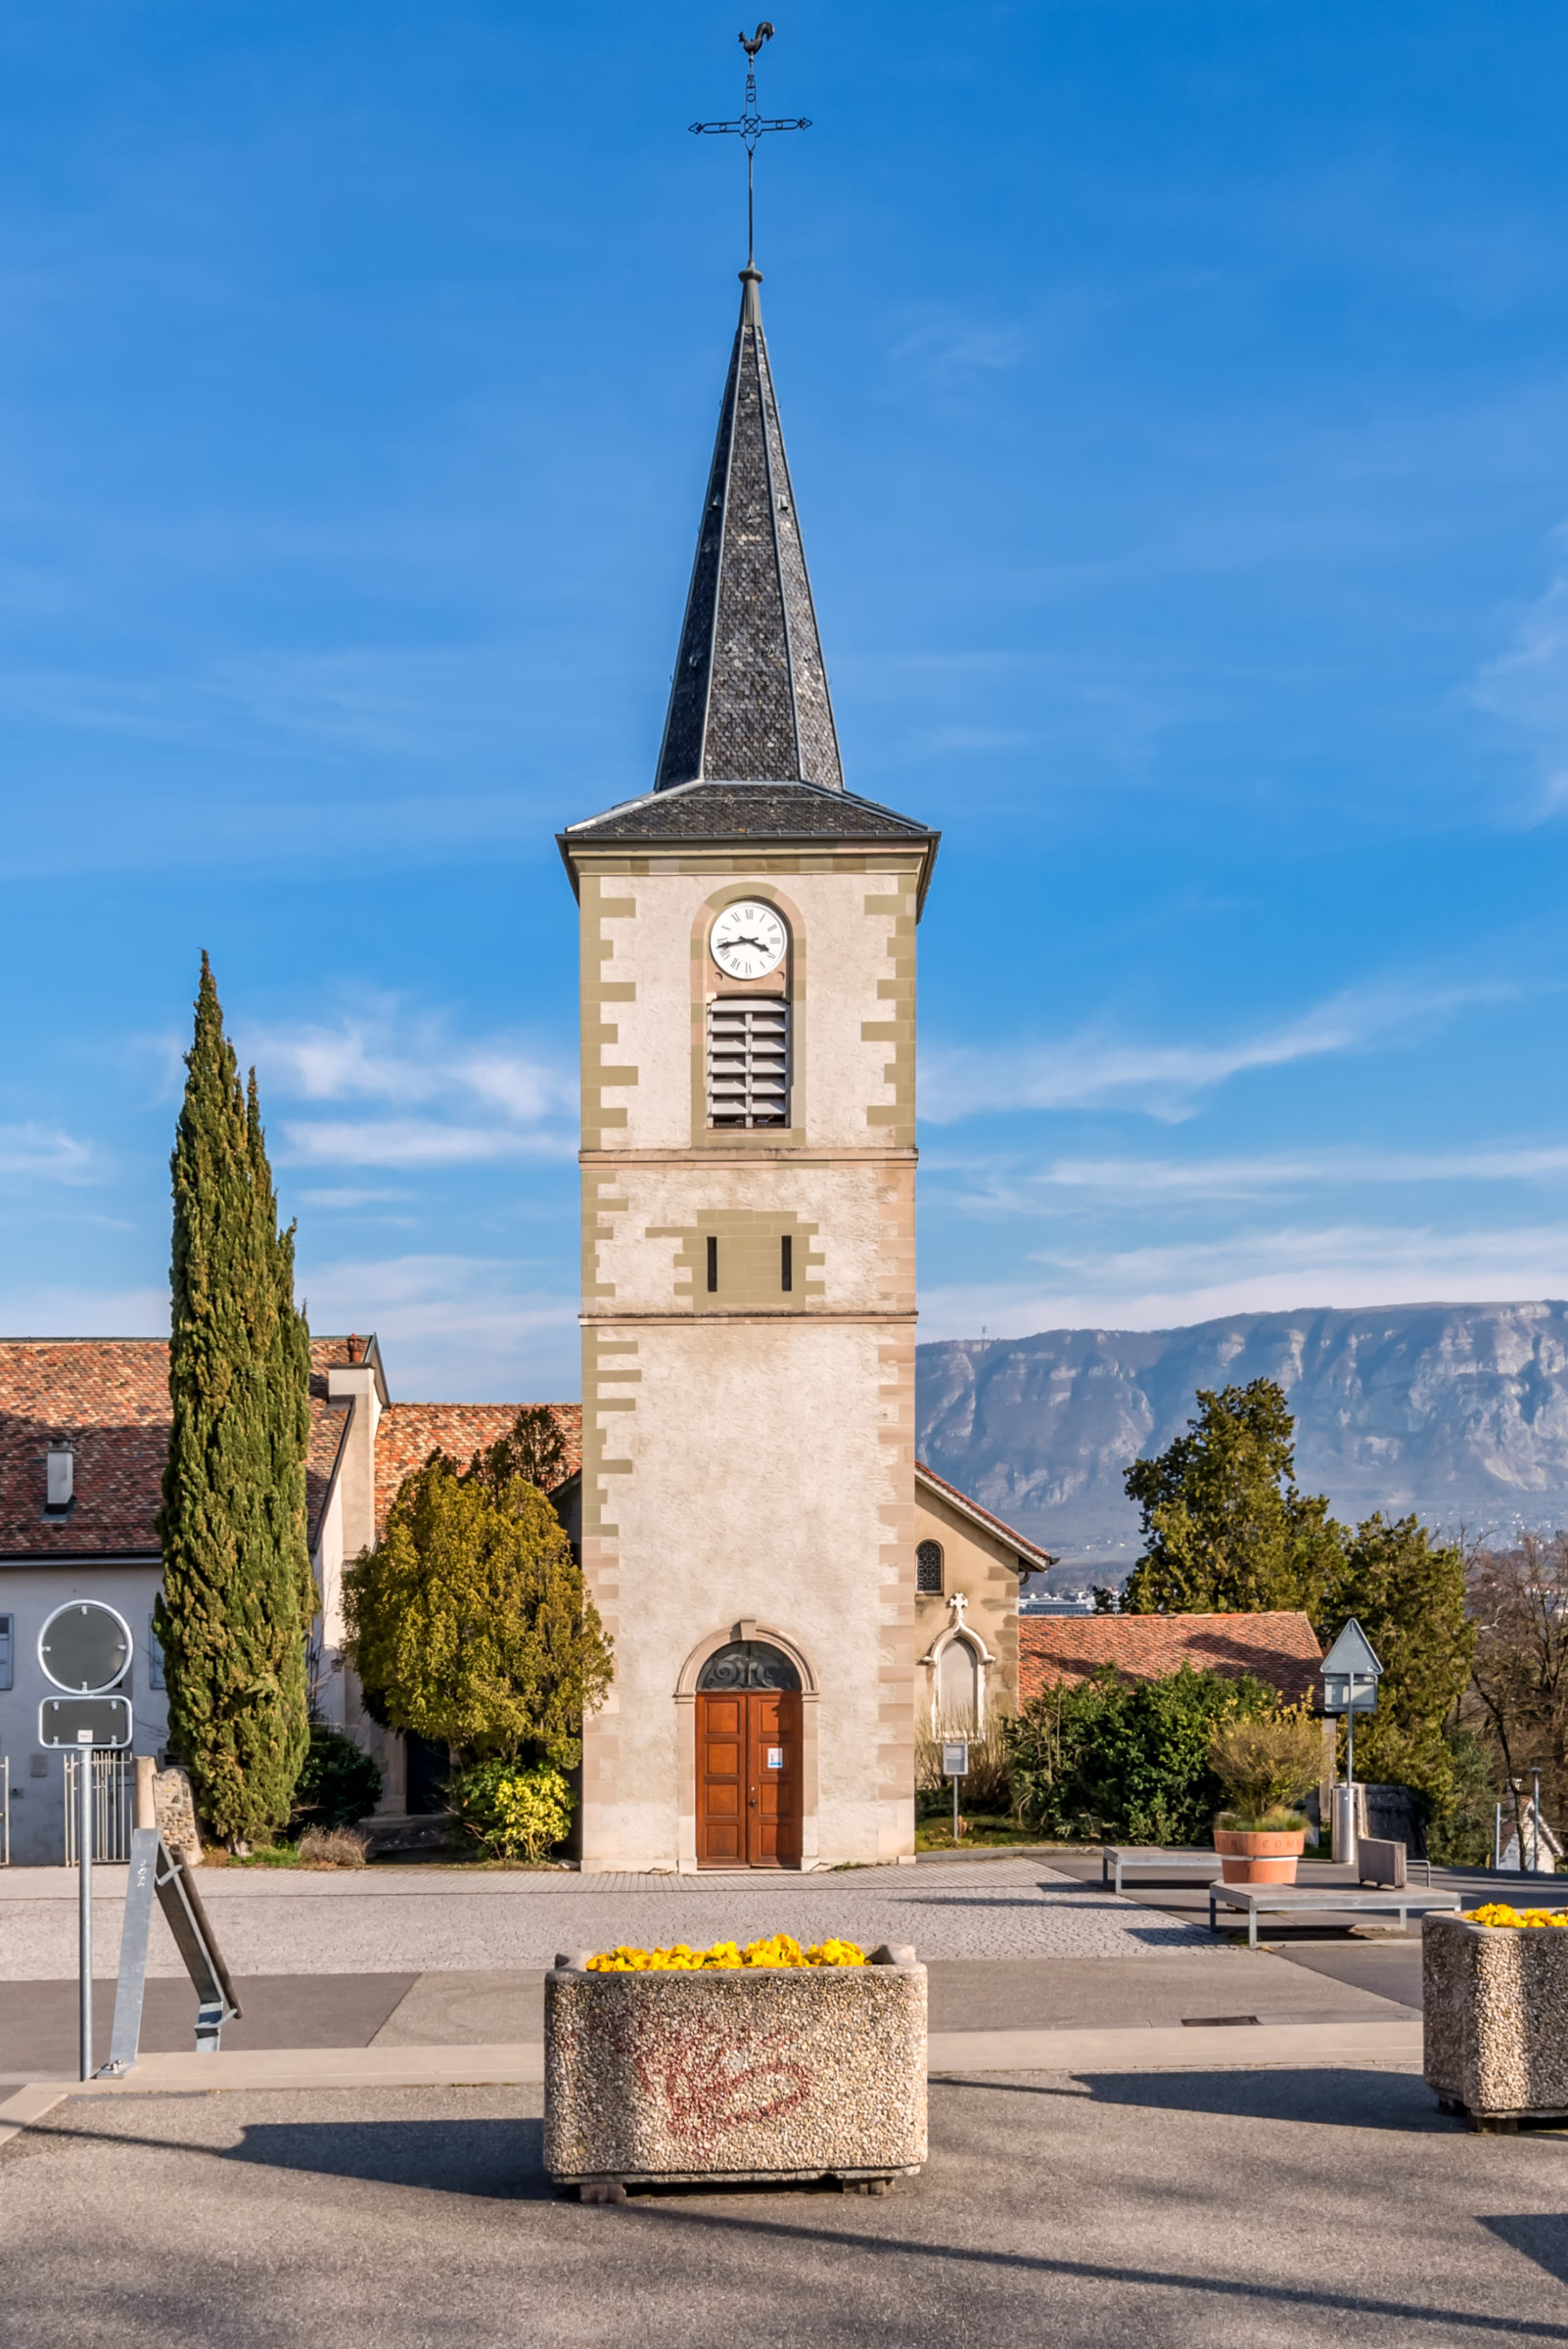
[1214,1826,1307,1885]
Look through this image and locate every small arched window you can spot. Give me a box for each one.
[916,1540,944,1594]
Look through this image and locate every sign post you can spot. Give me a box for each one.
[1317,1618,1383,1867]
[942,1738,969,1846]
[37,1601,133,2082]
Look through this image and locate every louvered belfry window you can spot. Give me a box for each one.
[707,997,790,1128]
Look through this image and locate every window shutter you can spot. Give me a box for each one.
[707,998,790,1128]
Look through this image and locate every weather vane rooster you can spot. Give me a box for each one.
[690,23,811,269]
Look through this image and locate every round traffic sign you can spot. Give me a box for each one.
[38,1600,132,1694]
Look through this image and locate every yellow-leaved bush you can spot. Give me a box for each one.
[1465,1904,1568,1928]
[586,1933,866,1971]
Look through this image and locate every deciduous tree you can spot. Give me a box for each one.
[1321,1512,1474,1814]
[344,1457,611,1768]
[1120,1380,1342,1619]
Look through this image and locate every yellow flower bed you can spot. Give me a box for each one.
[1464,1904,1568,1928]
[586,1933,867,1971]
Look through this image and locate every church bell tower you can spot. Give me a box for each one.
[557,239,939,1872]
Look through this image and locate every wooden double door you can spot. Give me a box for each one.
[697,1687,803,1867]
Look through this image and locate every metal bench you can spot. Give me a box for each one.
[1208,1881,1461,1950]
[1101,1846,1225,1894]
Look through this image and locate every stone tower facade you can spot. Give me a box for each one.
[558,266,939,1871]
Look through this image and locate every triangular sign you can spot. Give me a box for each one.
[1319,1617,1383,1679]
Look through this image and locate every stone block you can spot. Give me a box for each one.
[152,1766,203,1865]
[544,1950,927,2185]
[1424,1911,1568,2123]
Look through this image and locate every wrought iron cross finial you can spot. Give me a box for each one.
[690,23,811,270]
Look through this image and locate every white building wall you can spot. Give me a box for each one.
[570,839,928,1872]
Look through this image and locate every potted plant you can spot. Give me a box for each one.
[1209,1714,1323,1884]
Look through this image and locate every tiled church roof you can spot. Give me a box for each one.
[373,1403,582,1537]
[1018,1611,1322,1709]
[562,778,935,846]
[655,270,844,794]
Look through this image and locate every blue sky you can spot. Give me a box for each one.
[5,1,1568,1399]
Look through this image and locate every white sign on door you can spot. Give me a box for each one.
[766,1747,783,1770]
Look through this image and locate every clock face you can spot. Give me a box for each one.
[711,899,787,981]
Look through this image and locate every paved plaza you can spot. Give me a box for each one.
[5,2068,1568,2349]
[0,1857,1218,1978]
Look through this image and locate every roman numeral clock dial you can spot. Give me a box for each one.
[711,900,787,981]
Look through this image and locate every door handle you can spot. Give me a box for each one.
[749,1790,757,1807]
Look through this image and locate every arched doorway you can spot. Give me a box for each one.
[696,1640,803,1867]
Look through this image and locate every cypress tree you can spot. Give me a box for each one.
[156,955,315,1846]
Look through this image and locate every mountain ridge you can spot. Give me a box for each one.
[914,1300,1568,1573]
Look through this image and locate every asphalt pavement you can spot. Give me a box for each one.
[5,2068,1566,2348]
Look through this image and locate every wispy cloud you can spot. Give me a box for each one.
[919,975,1518,1124]
[283,1118,572,1169]
[246,1000,576,1172]
[941,1139,1568,1212]
[0,1124,98,1181]
[296,1252,577,1398]
[919,1221,1568,1343]
[1474,534,1568,814]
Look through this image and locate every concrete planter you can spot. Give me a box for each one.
[1424,1911,1568,2129]
[1213,1826,1305,1885]
[544,1944,927,2191]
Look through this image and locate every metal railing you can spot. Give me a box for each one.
[64,1752,135,1865]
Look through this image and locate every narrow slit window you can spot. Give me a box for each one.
[0,1613,12,1691]
[706,1236,718,1293]
[916,1541,945,1594]
[780,1235,793,1292]
[707,997,790,1128]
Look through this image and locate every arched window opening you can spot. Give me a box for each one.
[938,1635,981,1725]
[697,1639,802,1692]
[916,1540,944,1594]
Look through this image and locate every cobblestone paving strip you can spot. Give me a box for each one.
[0,1861,1217,1977]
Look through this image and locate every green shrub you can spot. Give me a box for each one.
[287,1727,383,1836]
[1427,1726,1501,1867]
[446,1758,573,1862]
[1006,1664,1280,1845]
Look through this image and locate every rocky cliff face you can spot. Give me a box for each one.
[915,1301,1568,1572]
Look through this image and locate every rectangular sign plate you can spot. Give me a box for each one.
[765,1747,783,1770]
[1321,1677,1377,1715]
[38,1695,132,1749]
[942,1742,969,1777]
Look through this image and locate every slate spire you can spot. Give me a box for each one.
[655,267,845,793]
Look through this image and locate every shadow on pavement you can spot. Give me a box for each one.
[1478,2217,1568,2288]
[221,2116,551,2199]
[937,2066,1454,2132]
[630,2202,1568,2341]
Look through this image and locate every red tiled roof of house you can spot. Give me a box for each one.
[1018,1612,1323,1708]
[915,1459,1055,1570]
[374,1404,583,1536]
[0,1337,363,1558]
